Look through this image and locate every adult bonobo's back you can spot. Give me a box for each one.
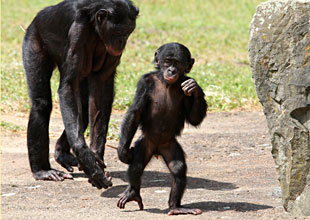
[22,0,138,189]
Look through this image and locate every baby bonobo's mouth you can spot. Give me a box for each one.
[164,75,178,84]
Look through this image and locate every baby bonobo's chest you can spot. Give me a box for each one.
[151,78,183,117]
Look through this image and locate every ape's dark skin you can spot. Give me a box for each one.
[117,43,207,215]
[22,0,138,189]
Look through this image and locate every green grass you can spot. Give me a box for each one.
[0,121,25,132]
[1,0,264,112]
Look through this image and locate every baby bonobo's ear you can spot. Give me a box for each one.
[185,58,195,73]
[153,51,160,69]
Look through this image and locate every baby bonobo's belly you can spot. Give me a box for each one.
[147,77,184,144]
[146,104,183,144]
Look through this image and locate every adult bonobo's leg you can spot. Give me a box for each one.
[89,71,116,165]
[54,79,89,172]
[160,140,202,215]
[23,29,72,181]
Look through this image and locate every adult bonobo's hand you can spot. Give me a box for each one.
[181,79,199,97]
[117,147,134,164]
[76,146,112,189]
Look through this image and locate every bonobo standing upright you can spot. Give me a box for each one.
[117,43,207,215]
[22,0,138,189]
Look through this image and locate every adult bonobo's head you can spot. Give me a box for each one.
[154,43,195,84]
[79,0,139,56]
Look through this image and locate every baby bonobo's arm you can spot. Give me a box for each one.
[182,78,207,126]
[118,76,149,164]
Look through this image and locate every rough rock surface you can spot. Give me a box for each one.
[249,0,310,216]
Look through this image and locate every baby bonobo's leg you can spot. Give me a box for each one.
[117,137,153,210]
[161,140,202,215]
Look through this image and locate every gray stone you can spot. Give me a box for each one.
[272,186,282,198]
[248,0,310,216]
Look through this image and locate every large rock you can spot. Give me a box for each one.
[248,0,310,216]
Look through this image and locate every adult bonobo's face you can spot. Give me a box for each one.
[95,1,139,56]
[154,43,195,84]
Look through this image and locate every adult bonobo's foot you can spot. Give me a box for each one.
[168,207,202,215]
[33,169,73,181]
[54,149,78,172]
[117,186,143,210]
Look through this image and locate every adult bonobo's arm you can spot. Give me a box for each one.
[58,20,88,151]
[118,76,150,164]
[58,20,112,189]
[182,78,207,126]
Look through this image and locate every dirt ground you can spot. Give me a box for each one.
[1,111,305,220]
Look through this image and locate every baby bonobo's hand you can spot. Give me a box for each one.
[181,79,199,96]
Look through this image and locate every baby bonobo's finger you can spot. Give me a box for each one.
[182,85,193,96]
[187,87,197,95]
[181,79,193,87]
[181,81,188,87]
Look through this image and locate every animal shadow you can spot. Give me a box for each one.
[143,201,273,214]
[101,170,237,198]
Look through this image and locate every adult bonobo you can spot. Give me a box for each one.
[117,43,207,215]
[22,0,139,189]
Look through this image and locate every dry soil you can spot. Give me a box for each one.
[1,111,304,219]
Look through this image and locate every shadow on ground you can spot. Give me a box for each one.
[111,201,273,214]
[100,170,237,198]
[141,201,273,214]
[99,171,272,214]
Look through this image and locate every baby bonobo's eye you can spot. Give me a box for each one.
[164,58,177,66]
[164,59,172,67]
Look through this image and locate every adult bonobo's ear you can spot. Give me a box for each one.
[96,9,109,24]
[185,58,195,73]
[153,51,160,69]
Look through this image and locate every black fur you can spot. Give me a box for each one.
[23,0,138,188]
[117,43,207,215]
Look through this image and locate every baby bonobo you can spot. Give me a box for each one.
[117,43,207,215]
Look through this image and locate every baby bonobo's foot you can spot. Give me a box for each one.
[54,150,78,172]
[168,207,202,215]
[33,169,73,181]
[117,186,143,210]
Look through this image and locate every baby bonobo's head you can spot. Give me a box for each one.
[153,42,195,84]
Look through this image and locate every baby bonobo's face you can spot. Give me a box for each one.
[162,57,184,84]
[154,43,195,84]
